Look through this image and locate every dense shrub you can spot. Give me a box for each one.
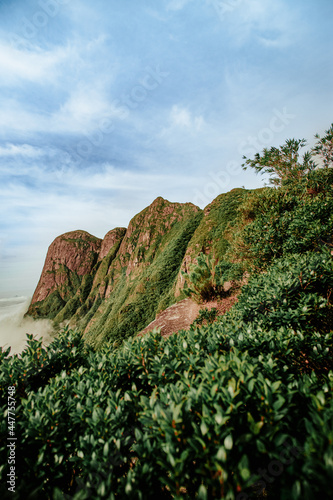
[229,251,333,333]
[191,307,219,327]
[182,253,243,302]
[228,126,333,271]
[0,327,88,404]
[237,189,333,268]
[1,314,332,499]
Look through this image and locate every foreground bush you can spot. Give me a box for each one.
[0,315,332,499]
[0,327,89,405]
[230,250,333,334]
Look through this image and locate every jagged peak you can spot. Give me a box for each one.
[152,195,166,204]
[55,230,101,243]
[102,227,127,240]
[99,227,126,261]
[150,196,199,209]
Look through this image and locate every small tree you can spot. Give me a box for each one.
[312,123,333,168]
[182,254,243,303]
[242,138,317,188]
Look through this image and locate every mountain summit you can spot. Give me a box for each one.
[27,191,247,347]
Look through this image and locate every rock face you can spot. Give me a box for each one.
[98,229,126,261]
[138,295,240,338]
[27,190,254,348]
[30,231,102,304]
[27,228,126,320]
[27,197,203,347]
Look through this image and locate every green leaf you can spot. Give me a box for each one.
[238,454,251,481]
[273,395,285,411]
[103,441,109,457]
[211,384,219,397]
[248,378,255,393]
[224,434,233,450]
[292,480,302,498]
[167,453,176,468]
[201,421,209,436]
[97,482,106,496]
[256,439,266,453]
[216,446,227,462]
[197,484,207,500]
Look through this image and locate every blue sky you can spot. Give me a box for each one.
[0,0,332,297]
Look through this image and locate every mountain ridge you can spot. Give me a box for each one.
[27,190,251,347]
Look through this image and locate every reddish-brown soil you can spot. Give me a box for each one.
[138,294,239,338]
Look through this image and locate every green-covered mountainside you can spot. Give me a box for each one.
[27,190,251,348]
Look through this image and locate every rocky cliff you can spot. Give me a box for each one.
[27,191,253,348]
[28,230,103,319]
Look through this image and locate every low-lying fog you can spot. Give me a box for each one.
[0,297,55,355]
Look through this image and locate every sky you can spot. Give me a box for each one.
[0,0,332,297]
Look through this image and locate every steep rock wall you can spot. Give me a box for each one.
[27,198,202,346]
[27,228,126,320]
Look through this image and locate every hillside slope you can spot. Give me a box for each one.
[27,189,258,347]
[27,197,205,346]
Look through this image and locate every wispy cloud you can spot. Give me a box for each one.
[166,0,194,11]
[170,105,204,130]
[0,0,332,295]
[159,105,206,140]
[210,0,301,49]
[0,41,72,85]
[0,143,45,158]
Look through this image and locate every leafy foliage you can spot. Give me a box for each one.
[1,317,332,499]
[242,138,317,188]
[191,307,219,327]
[2,244,333,499]
[229,250,333,333]
[226,171,333,271]
[0,327,88,405]
[182,253,243,303]
[312,123,333,169]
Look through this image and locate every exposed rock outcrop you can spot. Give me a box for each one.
[27,197,203,346]
[98,228,127,261]
[30,230,102,305]
[138,295,239,338]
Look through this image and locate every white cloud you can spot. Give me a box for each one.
[0,41,75,85]
[0,35,119,135]
[166,0,194,11]
[163,105,205,134]
[0,143,45,158]
[51,85,124,135]
[0,89,121,136]
[212,0,301,49]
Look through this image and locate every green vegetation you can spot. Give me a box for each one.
[190,307,218,327]
[182,253,243,303]
[83,211,203,349]
[1,250,332,498]
[226,128,333,272]
[28,265,93,321]
[242,138,317,188]
[2,125,333,498]
[180,188,249,264]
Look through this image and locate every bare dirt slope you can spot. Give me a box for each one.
[138,295,238,338]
